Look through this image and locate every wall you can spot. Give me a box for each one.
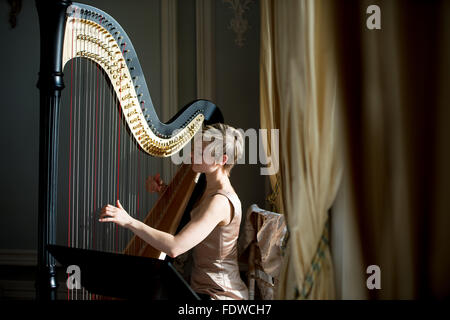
[0,0,40,251]
[214,0,264,219]
[177,0,197,108]
[175,0,265,219]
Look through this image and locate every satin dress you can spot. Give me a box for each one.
[190,190,249,300]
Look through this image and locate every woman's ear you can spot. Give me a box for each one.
[222,154,229,166]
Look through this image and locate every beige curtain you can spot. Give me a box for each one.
[260,0,343,299]
[331,0,450,299]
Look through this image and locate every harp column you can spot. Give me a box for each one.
[35,0,71,300]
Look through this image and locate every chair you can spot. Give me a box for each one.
[239,204,287,300]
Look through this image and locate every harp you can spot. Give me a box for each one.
[36,0,222,299]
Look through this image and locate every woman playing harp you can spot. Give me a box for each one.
[99,123,249,300]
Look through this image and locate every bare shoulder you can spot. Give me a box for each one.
[191,192,232,226]
[206,193,231,212]
[210,192,234,226]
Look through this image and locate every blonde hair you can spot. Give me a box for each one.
[201,123,244,174]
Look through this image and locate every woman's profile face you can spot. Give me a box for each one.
[190,140,224,173]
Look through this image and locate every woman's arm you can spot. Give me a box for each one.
[99,196,231,258]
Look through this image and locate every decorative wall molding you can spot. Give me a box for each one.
[0,250,79,299]
[223,0,253,47]
[0,249,37,266]
[0,280,36,300]
[0,250,38,300]
[0,279,68,300]
[196,0,216,101]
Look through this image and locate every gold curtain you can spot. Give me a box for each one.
[332,0,450,299]
[260,0,343,299]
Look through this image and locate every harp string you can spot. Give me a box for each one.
[69,18,74,300]
[83,19,88,253]
[115,33,121,253]
[89,17,96,299]
[75,16,80,299]
[74,16,80,299]
[99,20,107,253]
[92,35,99,252]
[91,19,98,300]
[121,42,127,253]
[66,19,73,301]
[94,32,100,252]
[84,13,90,299]
[83,15,90,253]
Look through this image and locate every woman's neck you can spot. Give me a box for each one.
[204,168,230,192]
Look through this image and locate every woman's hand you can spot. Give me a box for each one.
[99,200,134,228]
[145,173,166,194]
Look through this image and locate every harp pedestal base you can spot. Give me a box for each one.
[36,265,58,301]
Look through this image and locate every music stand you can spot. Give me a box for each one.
[47,244,200,300]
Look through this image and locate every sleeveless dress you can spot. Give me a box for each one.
[190,190,249,300]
